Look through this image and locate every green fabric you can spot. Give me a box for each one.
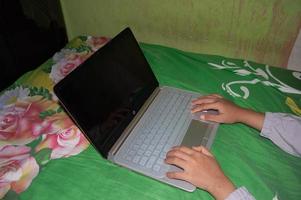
[5,38,301,200]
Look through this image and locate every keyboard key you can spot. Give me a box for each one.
[137,149,144,155]
[146,156,156,168]
[145,150,152,156]
[160,152,166,159]
[153,164,161,172]
[147,145,155,151]
[156,158,164,165]
[133,156,141,163]
[153,150,160,156]
[141,144,148,150]
[128,150,135,156]
[139,156,148,166]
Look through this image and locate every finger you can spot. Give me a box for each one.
[191,96,220,105]
[191,98,218,107]
[202,94,223,99]
[191,102,220,113]
[166,171,189,182]
[210,94,223,98]
[192,94,223,104]
[165,156,188,169]
[172,146,196,155]
[196,94,222,99]
[166,149,193,161]
[192,94,221,102]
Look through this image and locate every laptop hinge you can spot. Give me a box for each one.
[108,87,160,158]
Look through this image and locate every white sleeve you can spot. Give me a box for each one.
[260,112,301,157]
[225,187,256,200]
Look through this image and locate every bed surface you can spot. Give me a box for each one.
[1,36,301,200]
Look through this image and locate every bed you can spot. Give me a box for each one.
[1,35,301,200]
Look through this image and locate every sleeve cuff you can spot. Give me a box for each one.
[260,112,275,138]
[225,187,256,200]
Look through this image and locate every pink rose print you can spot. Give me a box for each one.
[50,53,90,84]
[86,36,109,51]
[0,145,39,198]
[36,114,89,159]
[50,36,109,84]
[0,97,56,146]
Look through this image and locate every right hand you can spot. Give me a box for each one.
[191,94,245,124]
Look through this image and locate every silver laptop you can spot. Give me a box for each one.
[54,28,219,192]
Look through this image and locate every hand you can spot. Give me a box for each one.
[165,146,235,200]
[191,94,244,123]
[191,94,265,130]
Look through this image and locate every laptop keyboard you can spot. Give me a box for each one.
[115,87,198,178]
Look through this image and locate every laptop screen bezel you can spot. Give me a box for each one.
[53,28,159,158]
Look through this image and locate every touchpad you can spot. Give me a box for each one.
[180,120,210,147]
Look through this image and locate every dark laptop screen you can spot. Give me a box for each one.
[54,28,158,157]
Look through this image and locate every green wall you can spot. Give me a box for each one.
[60,0,301,68]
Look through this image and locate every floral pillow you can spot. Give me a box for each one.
[0,36,109,198]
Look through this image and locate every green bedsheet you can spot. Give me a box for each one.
[1,36,301,200]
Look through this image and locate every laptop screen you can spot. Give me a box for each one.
[54,28,158,157]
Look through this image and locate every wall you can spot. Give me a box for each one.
[60,0,301,68]
[288,29,301,71]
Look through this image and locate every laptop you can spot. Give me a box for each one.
[53,27,219,192]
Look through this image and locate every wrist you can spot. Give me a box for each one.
[237,108,252,124]
[238,108,265,131]
[207,176,236,200]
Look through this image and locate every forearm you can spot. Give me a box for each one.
[238,108,265,131]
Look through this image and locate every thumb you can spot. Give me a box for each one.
[199,146,213,157]
[192,146,202,152]
[192,146,213,157]
[201,114,222,123]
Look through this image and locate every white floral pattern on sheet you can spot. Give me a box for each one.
[208,60,301,99]
[292,72,301,80]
